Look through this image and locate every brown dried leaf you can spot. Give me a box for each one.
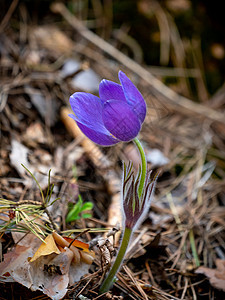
[0,233,95,300]
[30,234,60,262]
[196,259,225,291]
[0,245,34,286]
[44,247,74,275]
[30,252,69,300]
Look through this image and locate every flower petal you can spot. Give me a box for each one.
[69,92,119,145]
[99,79,126,103]
[119,71,146,123]
[75,120,119,146]
[102,100,141,142]
[69,92,105,130]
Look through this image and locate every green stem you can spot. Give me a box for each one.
[189,228,200,267]
[99,138,147,294]
[99,227,132,294]
[133,137,147,198]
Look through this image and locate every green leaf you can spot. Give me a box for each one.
[81,213,92,219]
[80,202,93,212]
[66,205,81,222]
[66,195,94,223]
[66,195,83,223]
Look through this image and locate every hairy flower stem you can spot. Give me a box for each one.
[133,137,147,198]
[99,139,147,294]
[99,227,132,294]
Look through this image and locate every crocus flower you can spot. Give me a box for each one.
[122,161,157,229]
[69,71,146,146]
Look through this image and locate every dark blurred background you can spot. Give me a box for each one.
[1,0,225,96]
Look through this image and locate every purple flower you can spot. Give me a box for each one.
[122,162,157,229]
[69,71,146,146]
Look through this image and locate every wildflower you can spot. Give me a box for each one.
[69,71,146,146]
[68,70,158,294]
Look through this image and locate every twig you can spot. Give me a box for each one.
[0,0,19,33]
[68,229,90,248]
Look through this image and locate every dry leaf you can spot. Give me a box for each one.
[196,259,225,291]
[12,231,41,247]
[0,232,95,300]
[0,245,34,286]
[63,236,95,264]
[30,252,69,300]
[63,236,89,252]
[44,247,74,275]
[30,234,60,262]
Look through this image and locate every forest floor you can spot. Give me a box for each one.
[1,1,225,299]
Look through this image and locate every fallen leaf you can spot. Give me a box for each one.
[30,234,60,262]
[44,247,74,275]
[0,232,95,300]
[62,236,95,264]
[0,245,34,287]
[30,252,69,300]
[52,231,81,264]
[68,261,91,286]
[63,236,90,252]
[196,259,225,291]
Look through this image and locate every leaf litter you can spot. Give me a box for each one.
[1,0,225,299]
[196,260,225,292]
[0,230,95,300]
